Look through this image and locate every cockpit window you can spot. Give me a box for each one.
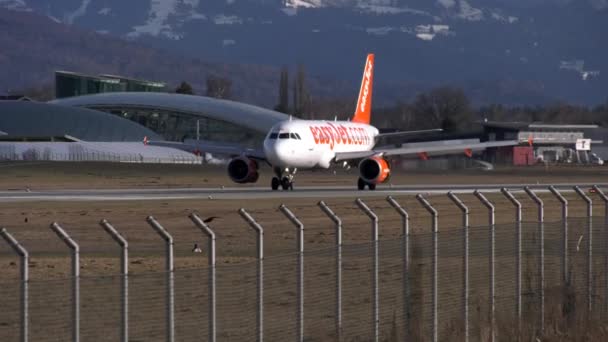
[290,133,298,140]
[279,133,290,139]
[269,133,279,139]
[295,133,301,140]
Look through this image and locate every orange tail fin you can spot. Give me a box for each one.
[352,53,375,124]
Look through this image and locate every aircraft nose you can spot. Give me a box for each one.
[264,140,290,165]
[264,139,281,163]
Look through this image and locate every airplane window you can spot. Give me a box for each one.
[279,133,289,139]
[269,133,278,139]
[290,133,298,139]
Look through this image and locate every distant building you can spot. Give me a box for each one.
[481,121,602,165]
[51,92,289,148]
[55,71,166,99]
[0,101,160,141]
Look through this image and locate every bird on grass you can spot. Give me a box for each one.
[192,243,202,253]
[203,216,219,223]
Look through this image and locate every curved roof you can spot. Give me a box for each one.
[52,92,290,133]
[0,101,161,141]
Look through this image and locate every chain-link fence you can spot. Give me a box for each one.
[2,191,608,341]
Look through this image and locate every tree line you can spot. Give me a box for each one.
[178,71,608,132]
[175,75,232,100]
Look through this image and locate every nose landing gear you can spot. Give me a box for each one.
[357,177,377,191]
[271,167,296,191]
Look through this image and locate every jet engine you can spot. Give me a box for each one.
[227,157,259,184]
[358,156,391,184]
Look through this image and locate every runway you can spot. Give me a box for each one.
[0,183,606,202]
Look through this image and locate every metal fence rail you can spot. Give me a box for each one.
[2,190,608,341]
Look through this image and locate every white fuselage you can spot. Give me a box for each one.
[263,120,379,169]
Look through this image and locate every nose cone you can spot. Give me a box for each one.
[264,139,291,166]
[263,139,280,165]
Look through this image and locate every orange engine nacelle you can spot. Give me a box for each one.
[358,156,391,184]
[227,157,259,184]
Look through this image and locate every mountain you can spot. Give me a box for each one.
[1,0,607,105]
[0,8,367,108]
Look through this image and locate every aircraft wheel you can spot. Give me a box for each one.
[271,177,280,190]
[281,177,291,190]
[357,178,366,190]
[368,183,376,191]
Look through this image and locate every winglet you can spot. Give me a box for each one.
[352,53,374,124]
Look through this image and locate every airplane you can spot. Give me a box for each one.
[186,54,517,190]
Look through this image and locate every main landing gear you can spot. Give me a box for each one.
[271,167,296,191]
[357,177,376,191]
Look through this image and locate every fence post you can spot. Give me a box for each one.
[447,192,469,342]
[386,196,410,340]
[49,222,80,342]
[146,216,175,342]
[279,204,305,342]
[500,188,522,336]
[0,228,29,342]
[416,194,438,342]
[318,201,343,340]
[238,208,264,342]
[473,191,495,342]
[524,186,544,333]
[189,214,217,342]
[574,186,593,315]
[592,185,608,316]
[355,198,379,342]
[548,186,569,284]
[99,220,129,342]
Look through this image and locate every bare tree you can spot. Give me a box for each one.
[292,65,309,118]
[275,66,289,113]
[175,81,194,95]
[206,76,232,99]
[412,86,473,131]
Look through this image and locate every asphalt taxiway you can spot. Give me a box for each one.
[0,183,605,202]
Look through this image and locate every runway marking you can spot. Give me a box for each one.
[0,183,605,202]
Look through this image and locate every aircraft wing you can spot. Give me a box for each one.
[150,140,266,160]
[375,128,443,140]
[334,140,519,162]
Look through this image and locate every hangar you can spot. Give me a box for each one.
[52,92,289,147]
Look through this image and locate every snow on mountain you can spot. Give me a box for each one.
[0,0,30,11]
[356,3,432,16]
[456,0,483,21]
[64,0,91,24]
[437,0,456,9]
[213,14,242,25]
[285,0,324,9]
[126,0,205,40]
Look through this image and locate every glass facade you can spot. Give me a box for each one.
[91,106,264,147]
[55,72,166,99]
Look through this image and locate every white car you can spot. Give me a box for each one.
[590,153,604,165]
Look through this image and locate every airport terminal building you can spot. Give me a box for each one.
[1,90,288,162]
[51,92,288,147]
